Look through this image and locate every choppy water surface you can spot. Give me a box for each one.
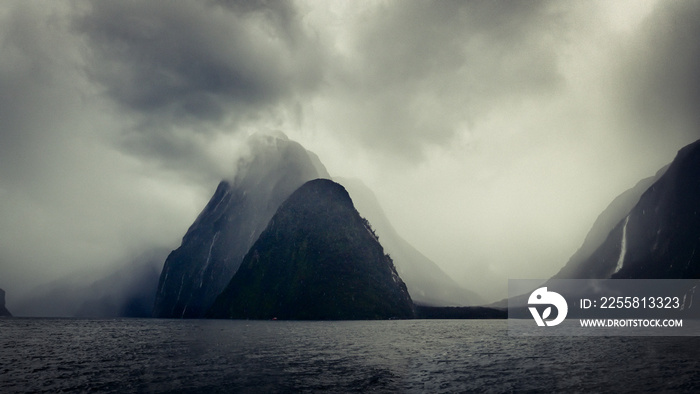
[1,319,698,393]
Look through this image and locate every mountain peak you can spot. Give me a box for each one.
[153,135,330,318]
[207,179,415,320]
[248,130,290,143]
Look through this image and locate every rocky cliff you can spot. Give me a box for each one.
[207,179,415,320]
[153,133,329,318]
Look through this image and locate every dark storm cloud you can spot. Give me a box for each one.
[78,0,322,120]
[618,0,700,141]
[0,2,212,307]
[320,0,566,158]
[4,0,700,311]
[76,0,324,167]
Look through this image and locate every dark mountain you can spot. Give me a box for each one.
[153,133,330,318]
[556,139,700,279]
[0,288,12,317]
[495,140,698,311]
[207,179,415,320]
[553,166,667,279]
[338,177,483,306]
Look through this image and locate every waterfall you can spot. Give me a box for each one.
[199,232,220,288]
[614,216,630,274]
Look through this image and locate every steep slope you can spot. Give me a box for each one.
[0,288,11,317]
[338,177,483,306]
[153,133,330,318]
[207,179,415,320]
[553,165,667,279]
[559,139,700,279]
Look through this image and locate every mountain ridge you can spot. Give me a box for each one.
[207,179,415,320]
[555,139,700,280]
[153,133,330,318]
[495,139,700,310]
[553,165,668,279]
[337,177,483,306]
[551,139,700,280]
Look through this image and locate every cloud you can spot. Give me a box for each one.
[67,0,329,179]
[297,0,700,301]
[3,0,700,311]
[308,0,567,159]
[0,2,208,305]
[77,0,324,125]
[616,0,700,143]
[0,2,83,188]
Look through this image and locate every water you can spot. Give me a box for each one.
[1,319,698,393]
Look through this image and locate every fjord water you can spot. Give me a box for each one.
[1,319,698,393]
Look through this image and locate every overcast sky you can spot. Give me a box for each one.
[2,0,699,303]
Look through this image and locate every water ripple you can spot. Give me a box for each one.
[0,319,698,393]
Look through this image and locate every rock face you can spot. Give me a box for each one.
[553,166,667,279]
[338,177,483,306]
[207,179,415,320]
[557,139,700,279]
[153,133,329,318]
[0,288,12,317]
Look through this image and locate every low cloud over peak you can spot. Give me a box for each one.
[2,0,700,307]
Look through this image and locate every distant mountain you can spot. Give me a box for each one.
[556,139,700,279]
[153,133,330,318]
[10,248,166,318]
[0,288,11,317]
[207,179,415,320]
[337,178,483,306]
[75,251,164,318]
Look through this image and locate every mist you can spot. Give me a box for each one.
[2,0,700,313]
[11,248,168,317]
